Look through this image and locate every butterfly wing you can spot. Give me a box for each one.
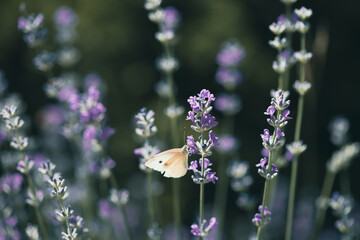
[145,147,188,178]
[163,152,188,178]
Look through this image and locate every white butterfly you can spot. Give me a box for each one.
[145,145,189,178]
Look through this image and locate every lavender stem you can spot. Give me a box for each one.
[285,31,306,240]
[312,170,336,240]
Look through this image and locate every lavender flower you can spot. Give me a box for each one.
[327,142,360,173]
[18,11,47,47]
[286,141,307,156]
[329,192,353,217]
[227,161,253,192]
[328,116,350,147]
[0,173,23,194]
[190,217,218,237]
[163,7,181,31]
[293,80,311,95]
[188,158,218,184]
[214,93,242,115]
[186,89,219,237]
[216,134,240,153]
[26,224,40,240]
[252,205,272,227]
[256,157,278,179]
[54,6,79,28]
[33,50,57,72]
[215,68,243,90]
[135,108,158,138]
[109,188,130,206]
[216,40,246,67]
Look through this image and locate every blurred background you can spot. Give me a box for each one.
[0,0,359,239]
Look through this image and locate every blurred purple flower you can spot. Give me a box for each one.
[214,93,242,115]
[54,6,79,28]
[163,7,181,31]
[0,173,23,194]
[216,40,245,67]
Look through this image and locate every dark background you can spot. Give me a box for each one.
[0,0,359,238]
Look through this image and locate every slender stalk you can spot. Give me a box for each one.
[147,172,155,226]
[312,170,336,240]
[199,132,205,240]
[283,3,293,91]
[285,31,306,240]
[163,39,182,240]
[20,151,48,239]
[59,199,72,237]
[257,148,275,240]
[108,169,133,240]
[213,155,229,239]
[120,205,133,240]
[214,115,235,239]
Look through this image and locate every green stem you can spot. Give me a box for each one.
[257,148,275,240]
[284,31,307,240]
[120,205,133,240]
[199,132,205,240]
[146,172,155,226]
[23,158,48,239]
[214,115,235,239]
[163,36,182,240]
[312,170,336,240]
[283,3,293,91]
[213,155,229,240]
[59,199,72,237]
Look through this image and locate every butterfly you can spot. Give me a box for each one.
[145,145,189,178]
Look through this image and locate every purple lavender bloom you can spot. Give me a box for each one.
[190,224,201,236]
[101,158,116,169]
[199,158,212,169]
[200,114,218,129]
[264,106,276,117]
[216,40,246,67]
[163,7,181,31]
[100,126,116,141]
[84,72,102,89]
[206,172,218,184]
[214,93,242,115]
[190,217,218,237]
[285,150,294,161]
[256,157,267,169]
[189,158,218,184]
[187,136,198,154]
[256,157,278,179]
[0,173,23,194]
[99,199,112,218]
[42,104,65,126]
[54,6,79,28]
[79,88,106,123]
[216,134,239,153]
[252,205,272,227]
[208,131,219,148]
[215,68,243,89]
[261,147,270,157]
[18,12,47,47]
[18,13,44,33]
[276,128,285,138]
[83,126,97,141]
[187,89,215,113]
[188,160,198,171]
[252,213,262,226]
[260,129,271,143]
